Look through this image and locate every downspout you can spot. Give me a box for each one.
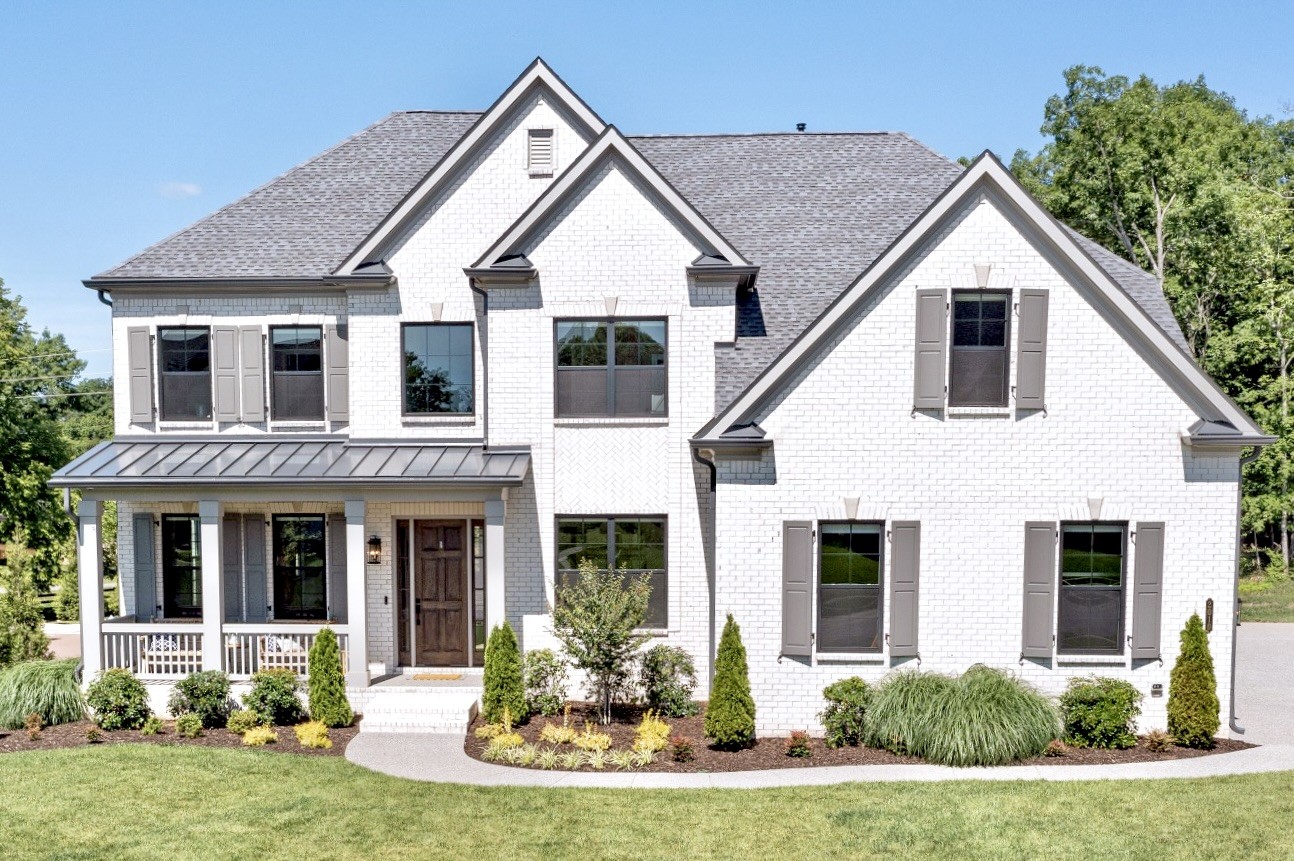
[1230,448,1262,735]
[692,445,719,686]
[469,281,489,449]
[97,290,113,307]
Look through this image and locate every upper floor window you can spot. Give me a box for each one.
[403,323,474,415]
[158,327,211,421]
[271,326,323,421]
[818,522,883,653]
[1058,523,1126,654]
[555,320,666,418]
[949,292,1010,407]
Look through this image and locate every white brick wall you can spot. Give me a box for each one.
[713,195,1239,735]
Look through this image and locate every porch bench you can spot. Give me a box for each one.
[257,635,311,675]
[137,634,203,676]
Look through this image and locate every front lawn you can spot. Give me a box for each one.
[1240,576,1294,622]
[1,746,1293,860]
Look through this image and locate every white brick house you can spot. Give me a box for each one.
[55,60,1270,736]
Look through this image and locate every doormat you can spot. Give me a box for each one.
[409,673,463,681]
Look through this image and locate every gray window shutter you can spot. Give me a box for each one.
[132,513,156,621]
[328,514,348,623]
[222,514,243,623]
[127,326,154,424]
[239,326,265,422]
[889,521,920,657]
[326,324,349,423]
[913,289,947,409]
[243,514,268,623]
[212,326,240,423]
[1022,522,1057,658]
[1015,289,1049,410]
[781,521,814,657]
[1131,522,1165,660]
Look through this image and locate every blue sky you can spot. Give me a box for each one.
[2,0,1290,379]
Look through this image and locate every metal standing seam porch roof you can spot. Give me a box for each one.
[49,439,531,488]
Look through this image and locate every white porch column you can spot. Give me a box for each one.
[198,500,224,672]
[76,499,104,681]
[344,499,369,687]
[484,497,506,637]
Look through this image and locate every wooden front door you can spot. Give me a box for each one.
[414,521,468,666]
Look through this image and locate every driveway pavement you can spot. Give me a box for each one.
[1235,622,1294,745]
[45,622,81,661]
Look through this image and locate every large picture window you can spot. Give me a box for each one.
[1058,523,1126,654]
[270,327,324,421]
[818,522,883,652]
[949,292,1010,407]
[556,516,667,628]
[161,515,202,619]
[158,327,212,421]
[403,323,474,414]
[555,320,666,417]
[272,515,327,621]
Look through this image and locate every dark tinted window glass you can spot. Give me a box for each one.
[272,515,327,620]
[403,324,474,414]
[161,515,202,618]
[949,293,1010,407]
[555,320,666,417]
[1058,524,1125,653]
[270,327,324,420]
[158,328,212,420]
[556,516,667,628]
[817,522,883,652]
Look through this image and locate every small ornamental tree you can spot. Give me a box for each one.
[551,557,651,725]
[1168,612,1220,749]
[705,614,755,749]
[307,627,353,728]
[0,542,51,670]
[482,621,526,725]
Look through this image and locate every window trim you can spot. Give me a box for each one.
[400,322,476,418]
[553,514,669,630]
[268,325,325,422]
[270,513,329,622]
[948,290,1012,408]
[156,326,213,423]
[552,318,669,419]
[815,520,885,655]
[1056,520,1128,656]
[160,514,202,620]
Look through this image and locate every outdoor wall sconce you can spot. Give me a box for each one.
[367,534,382,565]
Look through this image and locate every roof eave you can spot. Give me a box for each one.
[86,274,395,294]
[462,266,538,286]
[48,475,527,489]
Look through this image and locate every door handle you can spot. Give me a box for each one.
[415,598,422,625]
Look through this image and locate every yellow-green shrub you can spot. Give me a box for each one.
[633,709,671,753]
[294,720,332,749]
[486,732,524,753]
[540,722,577,745]
[573,721,611,752]
[473,723,503,740]
[242,726,278,746]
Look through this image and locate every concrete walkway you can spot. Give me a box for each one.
[346,622,1294,787]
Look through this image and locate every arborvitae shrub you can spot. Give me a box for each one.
[307,627,353,728]
[704,614,755,749]
[1167,613,1219,749]
[483,621,526,725]
[244,669,305,725]
[85,668,151,730]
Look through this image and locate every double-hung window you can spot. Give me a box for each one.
[402,323,474,415]
[158,327,212,420]
[272,515,327,621]
[1057,523,1126,654]
[817,522,883,652]
[556,516,667,628]
[161,514,202,618]
[270,326,324,420]
[555,320,666,417]
[949,292,1010,407]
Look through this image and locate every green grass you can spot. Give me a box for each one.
[1,746,1293,859]
[1239,576,1294,622]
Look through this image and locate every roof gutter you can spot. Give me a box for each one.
[85,274,396,294]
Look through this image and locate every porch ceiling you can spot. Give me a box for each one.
[50,438,531,489]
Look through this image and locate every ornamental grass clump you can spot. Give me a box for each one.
[0,659,84,729]
[865,665,1060,766]
[307,627,352,728]
[1059,676,1142,749]
[1168,613,1220,749]
[86,668,151,730]
[482,622,526,725]
[705,614,755,749]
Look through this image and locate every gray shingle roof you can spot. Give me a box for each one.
[93,111,1189,411]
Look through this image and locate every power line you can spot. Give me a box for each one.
[12,390,113,400]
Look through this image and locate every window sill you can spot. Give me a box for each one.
[1055,654,1127,666]
[946,406,1012,418]
[401,416,476,426]
[158,421,214,431]
[814,652,885,665]
[554,417,669,427]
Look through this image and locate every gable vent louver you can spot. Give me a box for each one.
[528,128,554,176]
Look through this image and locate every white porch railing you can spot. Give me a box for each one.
[101,622,349,680]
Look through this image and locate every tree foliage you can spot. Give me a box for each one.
[0,537,51,670]
[1167,613,1220,749]
[704,614,755,749]
[307,627,353,728]
[482,620,526,725]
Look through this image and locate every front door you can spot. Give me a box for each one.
[414,521,468,666]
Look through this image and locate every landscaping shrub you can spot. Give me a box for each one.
[167,670,233,729]
[242,726,278,746]
[1168,613,1220,749]
[1059,676,1141,749]
[705,614,755,749]
[140,716,164,736]
[226,708,267,735]
[307,627,352,728]
[85,668,151,730]
[551,557,651,724]
[0,541,52,670]
[486,732,524,753]
[243,669,305,725]
[1044,739,1068,757]
[639,645,699,717]
[294,720,332,749]
[85,725,103,744]
[633,710,671,753]
[671,736,694,763]
[25,712,41,741]
[573,722,612,752]
[1144,729,1173,752]
[785,730,812,758]
[865,665,1060,766]
[483,621,526,725]
[474,722,504,740]
[820,676,870,748]
[174,713,203,738]
[523,648,568,717]
[0,659,84,728]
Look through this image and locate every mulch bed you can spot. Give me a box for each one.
[0,718,359,757]
[464,702,1254,773]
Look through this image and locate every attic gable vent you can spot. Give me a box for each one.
[528,128,554,176]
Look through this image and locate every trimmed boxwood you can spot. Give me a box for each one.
[243,669,305,725]
[167,670,233,729]
[820,677,870,748]
[86,668,152,730]
[1059,676,1141,749]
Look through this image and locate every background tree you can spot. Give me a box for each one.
[0,535,52,669]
